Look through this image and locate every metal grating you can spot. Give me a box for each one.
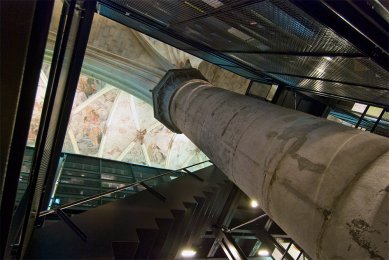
[273,74,389,106]
[229,54,389,90]
[111,0,238,26]
[207,0,360,53]
[99,0,389,107]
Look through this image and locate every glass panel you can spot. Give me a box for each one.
[276,237,291,250]
[366,106,383,117]
[288,243,301,259]
[186,161,213,172]
[351,102,367,113]
[15,0,65,206]
[131,165,161,181]
[272,247,283,260]
[266,84,279,101]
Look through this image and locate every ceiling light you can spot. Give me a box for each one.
[250,200,258,208]
[258,249,270,256]
[324,56,332,61]
[181,248,197,258]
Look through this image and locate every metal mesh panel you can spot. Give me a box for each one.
[169,0,359,53]
[101,0,389,106]
[228,54,389,90]
[98,4,195,51]
[271,74,389,106]
[111,0,238,26]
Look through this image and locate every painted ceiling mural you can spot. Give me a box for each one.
[26,4,250,171]
[28,69,208,170]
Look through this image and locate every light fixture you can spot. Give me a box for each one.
[181,248,197,258]
[250,200,258,208]
[258,249,270,256]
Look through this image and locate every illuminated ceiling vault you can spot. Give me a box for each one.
[29,72,209,170]
[27,1,252,170]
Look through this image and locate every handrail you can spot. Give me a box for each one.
[227,213,267,232]
[39,160,212,217]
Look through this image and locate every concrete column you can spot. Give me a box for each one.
[153,69,389,259]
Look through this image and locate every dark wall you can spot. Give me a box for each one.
[0,1,36,197]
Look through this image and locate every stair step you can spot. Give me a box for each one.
[147,218,175,259]
[159,204,198,258]
[134,229,160,258]
[26,166,231,259]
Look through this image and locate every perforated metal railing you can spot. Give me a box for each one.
[98,0,389,107]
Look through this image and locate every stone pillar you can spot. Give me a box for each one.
[153,69,389,259]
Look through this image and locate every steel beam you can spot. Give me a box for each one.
[0,1,54,258]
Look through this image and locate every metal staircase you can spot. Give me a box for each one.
[25,165,234,259]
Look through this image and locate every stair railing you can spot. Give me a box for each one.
[39,160,212,217]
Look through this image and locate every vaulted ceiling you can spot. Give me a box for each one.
[28,71,208,170]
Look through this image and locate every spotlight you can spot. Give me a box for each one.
[181,248,196,258]
[250,200,258,208]
[258,249,270,256]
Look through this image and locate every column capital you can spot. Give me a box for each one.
[152,69,207,133]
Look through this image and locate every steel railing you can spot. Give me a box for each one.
[39,160,212,217]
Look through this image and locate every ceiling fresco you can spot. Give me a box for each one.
[26,3,251,171]
[28,70,208,170]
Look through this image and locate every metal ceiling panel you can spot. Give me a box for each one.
[111,0,238,26]
[98,0,389,107]
[228,53,389,90]
[172,0,361,53]
[274,74,389,107]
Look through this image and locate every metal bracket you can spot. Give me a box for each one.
[139,182,166,202]
[214,228,247,260]
[183,169,204,182]
[55,209,87,241]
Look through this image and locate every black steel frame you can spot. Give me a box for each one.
[371,108,387,133]
[19,2,96,257]
[0,1,54,258]
[1,1,96,258]
[355,105,370,129]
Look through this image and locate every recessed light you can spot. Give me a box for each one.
[258,249,270,256]
[181,248,197,258]
[250,200,258,208]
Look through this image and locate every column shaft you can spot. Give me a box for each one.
[154,70,389,259]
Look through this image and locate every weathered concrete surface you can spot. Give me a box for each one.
[154,72,389,259]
